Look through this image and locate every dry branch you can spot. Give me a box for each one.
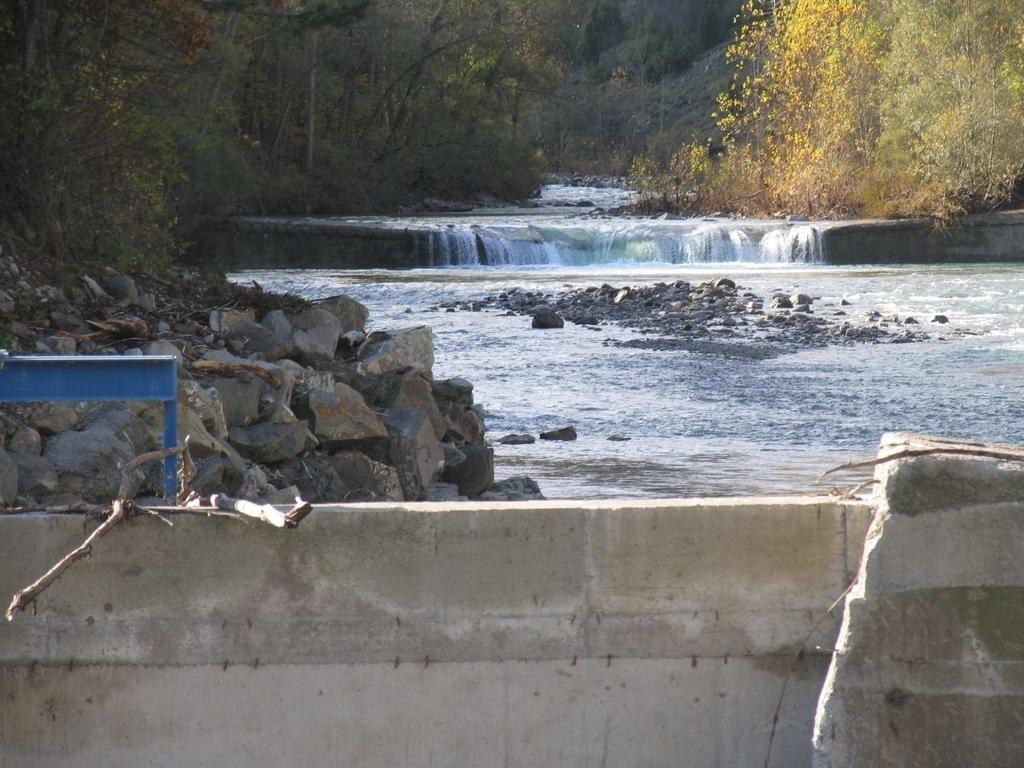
[189,360,279,386]
[210,494,312,529]
[817,446,1024,483]
[5,446,184,622]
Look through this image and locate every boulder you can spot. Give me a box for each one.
[105,275,139,304]
[540,425,577,441]
[308,384,388,446]
[44,420,136,500]
[9,425,42,455]
[181,381,229,441]
[386,408,443,500]
[330,451,404,502]
[192,456,226,496]
[228,421,314,464]
[713,277,736,290]
[209,308,256,334]
[224,319,290,360]
[426,482,468,502]
[39,336,76,356]
[479,476,545,501]
[356,326,434,378]
[790,293,813,306]
[932,314,950,324]
[291,308,342,334]
[260,310,293,344]
[431,377,474,406]
[498,434,535,445]
[293,325,340,361]
[210,375,262,427]
[316,295,369,333]
[442,444,494,498]
[13,453,58,499]
[0,449,17,507]
[442,441,466,468]
[378,373,446,439]
[32,403,79,435]
[532,310,564,329]
[446,405,485,445]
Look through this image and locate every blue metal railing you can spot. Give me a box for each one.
[0,354,179,497]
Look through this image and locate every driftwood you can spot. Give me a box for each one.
[189,360,280,386]
[5,447,314,622]
[818,446,1024,482]
[210,494,312,529]
[5,447,183,622]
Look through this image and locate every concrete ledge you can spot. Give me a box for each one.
[0,496,869,768]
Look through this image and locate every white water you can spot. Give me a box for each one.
[414,220,829,267]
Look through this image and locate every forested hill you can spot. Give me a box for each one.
[0,0,732,264]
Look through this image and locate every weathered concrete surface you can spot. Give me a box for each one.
[813,434,1024,767]
[822,211,1024,264]
[0,497,869,768]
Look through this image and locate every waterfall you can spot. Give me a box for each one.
[416,221,826,267]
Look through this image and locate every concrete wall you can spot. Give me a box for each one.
[0,497,869,768]
[822,211,1024,265]
[814,435,1024,767]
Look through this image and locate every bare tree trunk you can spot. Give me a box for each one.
[20,0,44,76]
[306,30,319,173]
[201,11,241,137]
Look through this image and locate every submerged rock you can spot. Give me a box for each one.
[498,434,536,445]
[540,426,578,441]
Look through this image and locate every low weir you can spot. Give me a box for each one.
[193,209,1024,269]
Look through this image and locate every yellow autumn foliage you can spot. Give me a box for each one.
[695,0,1024,217]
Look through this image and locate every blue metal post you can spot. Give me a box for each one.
[163,398,178,498]
[0,354,180,499]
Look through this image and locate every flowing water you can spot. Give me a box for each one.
[231,192,1024,499]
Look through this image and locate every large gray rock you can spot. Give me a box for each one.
[228,421,314,464]
[0,449,17,507]
[31,403,79,435]
[210,376,262,427]
[330,451,404,502]
[8,425,42,455]
[293,325,340,361]
[105,275,139,304]
[316,295,369,334]
[43,419,135,500]
[13,453,58,499]
[378,373,446,439]
[260,310,293,344]
[308,385,387,447]
[386,408,443,501]
[356,326,434,378]
[209,308,256,334]
[224,320,290,361]
[441,444,494,498]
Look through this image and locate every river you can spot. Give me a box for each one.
[230,189,1024,499]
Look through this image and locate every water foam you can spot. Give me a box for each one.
[420,220,826,267]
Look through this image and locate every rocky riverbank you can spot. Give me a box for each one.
[0,254,542,510]
[440,277,961,357]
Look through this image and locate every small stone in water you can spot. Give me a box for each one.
[932,314,950,324]
[498,434,536,445]
[607,435,631,442]
[540,426,577,441]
